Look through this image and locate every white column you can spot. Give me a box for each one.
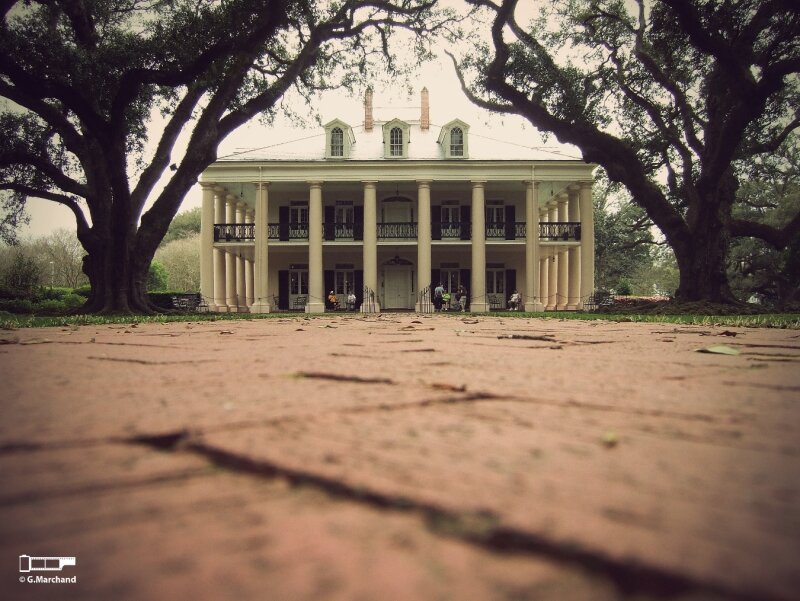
[251,182,271,313]
[245,209,255,308]
[307,181,325,313]
[235,203,247,312]
[416,180,432,312]
[225,194,238,312]
[362,181,380,312]
[539,208,548,309]
[213,187,227,312]
[524,180,543,312]
[200,182,216,311]
[470,181,487,312]
[567,185,581,310]
[557,193,569,310]
[579,181,595,308]
[546,200,558,310]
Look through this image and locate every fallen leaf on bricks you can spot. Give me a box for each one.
[219,330,234,335]
[601,431,619,448]
[20,338,52,345]
[695,345,740,355]
[720,330,738,337]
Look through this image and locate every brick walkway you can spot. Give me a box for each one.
[1,315,798,600]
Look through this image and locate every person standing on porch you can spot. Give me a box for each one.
[433,282,445,312]
[457,284,467,312]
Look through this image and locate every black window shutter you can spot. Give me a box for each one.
[505,205,516,240]
[353,205,364,240]
[431,205,441,240]
[278,270,289,309]
[430,269,440,291]
[354,270,364,308]
[324,206,335,240]
[460,205,471,240]
[506,269,516,299]
[279,206,289,241]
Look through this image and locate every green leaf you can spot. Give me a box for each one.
[695,345,740,355]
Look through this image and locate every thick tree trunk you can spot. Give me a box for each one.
[80,229,156,314]
[672,179,738,304]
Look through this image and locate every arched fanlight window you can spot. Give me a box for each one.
[390,127,403,156]
[331,127,344,157]
[450,127,464,156]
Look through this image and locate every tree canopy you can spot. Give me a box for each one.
[0,0,446,312]
[452,0,800,303]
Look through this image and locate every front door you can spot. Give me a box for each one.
[384,267,411,309]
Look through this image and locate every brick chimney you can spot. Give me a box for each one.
[420,87,430,130]
[364,87,373,131]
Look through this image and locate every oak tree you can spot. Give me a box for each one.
[452,0,800,302]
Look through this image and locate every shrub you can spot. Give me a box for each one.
[34,299,67,315]
[40,287,74,301]
[73,284,91,297]
[0,298,34,313]
[616,279,633,296]
[147,261,169,292]
[63,293,86,309]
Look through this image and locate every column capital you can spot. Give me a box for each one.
[308,180,323,188]
[416,180,432,187]
[253,181,270,189]
[523,180,540,188]
[226,193,237,201]
[580,180,593,190]
[362,180,378,187]
[199,181,216,190]
[546,199,558,208]
[557,192,568,203]
[214,185,226,194]
[567,184,581,193]
[470,180,487,187]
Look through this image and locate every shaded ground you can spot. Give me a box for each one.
[1,314,798,601]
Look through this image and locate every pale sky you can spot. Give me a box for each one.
[18,50,581,239]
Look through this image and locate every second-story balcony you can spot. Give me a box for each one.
[378,222,417,240]
[214,220,583,243]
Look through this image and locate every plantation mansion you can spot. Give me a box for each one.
[198,89,596,313]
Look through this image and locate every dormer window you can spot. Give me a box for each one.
[390,127,403,156]
[382,119,410,159]
[324,119,355,159]
[439,119,470,159]
[331,127,344,157]
[450,127,464,156]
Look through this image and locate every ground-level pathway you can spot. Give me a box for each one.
[1,314,798,601]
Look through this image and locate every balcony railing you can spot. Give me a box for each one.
[324,222,363,241]
[268,222,309,240]
[378,222,417,239]
[215,220,582,243]
[540,222,581,241]
[214,223,254,242]
[435,221,471,240]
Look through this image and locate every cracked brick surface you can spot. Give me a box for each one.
[1,314,798,600]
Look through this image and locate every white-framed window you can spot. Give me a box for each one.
[331,127,344,157]
[438,120,469,159]
[290,269,309,295]
[335,270,355,296]
[440,268,460,293]
[487,268,505,294]
[324,120,353,159]
[450,127,464,156]
[390,127,403,156]
[441,206,460,238]
[486,205,504,237]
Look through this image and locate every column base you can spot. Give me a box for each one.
[566,303,579,311]
[238,305,249,313]
[205,303,217,313]
[469,302,489,313]
[250,301,271,314]
[545,304,556,311]
[556,303,568,311]
[524,302,545,312]
[360,303,381,313]
[306,301,326,313]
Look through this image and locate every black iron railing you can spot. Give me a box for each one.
[214,223,254,241]
[417,285,433,313]
[362,286,377,313]
[539,222,581,241]
[378,222,417,239]
[215,220,582,243]
[268,222,309,240]
[436,221,470,240]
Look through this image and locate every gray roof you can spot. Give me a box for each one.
[218,119,582,163]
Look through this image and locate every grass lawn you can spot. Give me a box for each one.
[2,310,799,329]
